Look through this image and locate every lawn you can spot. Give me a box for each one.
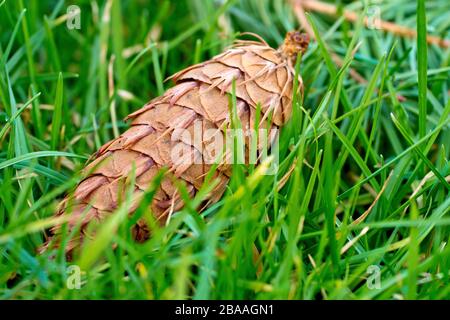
[0,0,449,299]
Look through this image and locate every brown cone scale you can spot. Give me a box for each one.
[40,31,309,256]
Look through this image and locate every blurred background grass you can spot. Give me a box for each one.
[0,0,449,299]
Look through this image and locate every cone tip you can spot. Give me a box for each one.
[280,31,310,62]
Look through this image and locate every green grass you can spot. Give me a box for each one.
[0,0,449,299]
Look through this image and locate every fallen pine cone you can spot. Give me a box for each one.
[39,31,309,257]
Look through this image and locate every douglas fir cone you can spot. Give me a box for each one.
[40,31,310,256]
